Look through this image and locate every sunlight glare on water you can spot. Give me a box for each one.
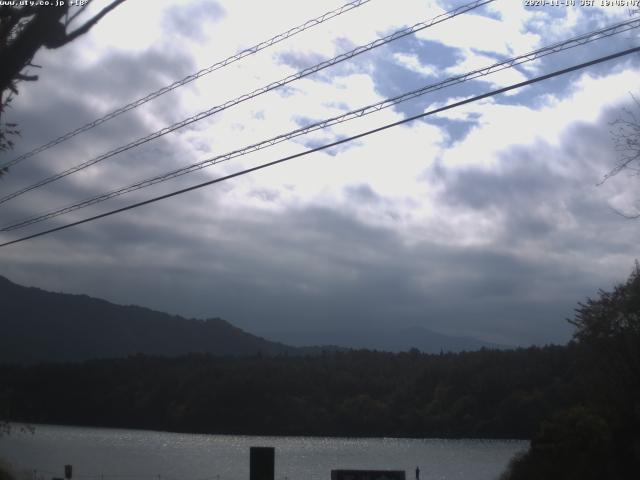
[0,425,526,480]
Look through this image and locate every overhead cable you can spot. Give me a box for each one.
[1,45,638,248]
[0,0,373,171]
[0,0,495,206]
[3,16,638,232]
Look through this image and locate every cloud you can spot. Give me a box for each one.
[0,198,578,345]
[1,0,640,349]
[162,1,226,42]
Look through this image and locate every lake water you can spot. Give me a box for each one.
[0,425,526,480]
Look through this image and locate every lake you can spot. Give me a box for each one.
[0,425,527,480]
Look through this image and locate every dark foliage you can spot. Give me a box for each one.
[0,0,125,174]
[502,263,640,479]
[0,345,580,439]
[0,461,15,480]
[0,0,126,101]
[0,94,19,156]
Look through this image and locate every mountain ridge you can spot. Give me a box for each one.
[0,275,296,363]
[262,325,505,353]
[0,275,503,363]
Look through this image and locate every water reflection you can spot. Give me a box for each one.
[0,425,526,480]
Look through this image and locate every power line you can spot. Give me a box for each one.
[0,0,494,206]
[0,0,373,171]
[1,45,638,249]
[3,16,638,232]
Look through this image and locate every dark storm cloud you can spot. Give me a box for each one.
[1,1,637,351]
[0,191,602,346]
[2,101,632,348]
[70,49,196,104]
[0,34,210,236]
[2,35,198,171]
[0,108,199,237]
[434,107,638,279]
[438,147,557,212]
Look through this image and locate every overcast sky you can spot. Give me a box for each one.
[1,0,639,346]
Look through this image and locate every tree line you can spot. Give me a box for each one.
[1,264,638,478]
[501,262,640,479]
[1,344,579,439]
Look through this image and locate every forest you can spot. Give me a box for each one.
[0,344,577,439]
[1,264,639,479]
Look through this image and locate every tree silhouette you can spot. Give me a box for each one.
[502,262,640,479]
[570,260,640,343]
[603,95,640,217]
[0,1,126,168]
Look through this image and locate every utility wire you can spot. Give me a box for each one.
[3,17,638,232]
[0,0,494,206]
[0,0,373,171]
[1,45,638,249]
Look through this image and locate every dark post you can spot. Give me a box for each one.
[331,471,406,480]
[64,466,72,480]
[250,446,274,480]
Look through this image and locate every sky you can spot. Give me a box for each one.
[1,0,639,346]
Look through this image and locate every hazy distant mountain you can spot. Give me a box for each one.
[0,275,296,364]
[0,275,501,364]
[264,326,506,353]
